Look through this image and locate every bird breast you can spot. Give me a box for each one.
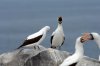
[52,31,64,46]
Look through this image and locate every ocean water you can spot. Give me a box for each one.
[0,0,100,59]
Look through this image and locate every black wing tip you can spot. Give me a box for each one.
[17,46,22,49]
[17,35,43,49]
[17,45,23,49]
[17,47,20,49]
[50,35,54,44]
[61,37,65,46]
[16,39,28,49]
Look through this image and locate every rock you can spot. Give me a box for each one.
[76,56,100,66]
[25,48,70,66]
[0,45,47,66]
[0,45,99,66]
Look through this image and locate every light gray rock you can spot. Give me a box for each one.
[25,48,70,66]
[0,45,99,66]
[76,56,100,66]
[0,45,47,66]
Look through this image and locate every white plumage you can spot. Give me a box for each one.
[17,26,50,49]
[51,16,65,49]
[89,32,100,61]
[60,37,86,66]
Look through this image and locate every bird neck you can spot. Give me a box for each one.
[58,22,62,26]
[57,23,63,30]
[94,36,100,48]
[74,38,84,56]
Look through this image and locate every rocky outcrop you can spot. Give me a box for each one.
[0,45,99,66]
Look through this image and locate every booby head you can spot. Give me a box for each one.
[41,26,50,32]
[82,32,100,41]
[44,26,50,31]
[58,16,62,24]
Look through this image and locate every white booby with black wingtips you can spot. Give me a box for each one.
[17,26,50,49]
[84,32,100,61]
[60,36,87,66]
[51,16,65,49]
